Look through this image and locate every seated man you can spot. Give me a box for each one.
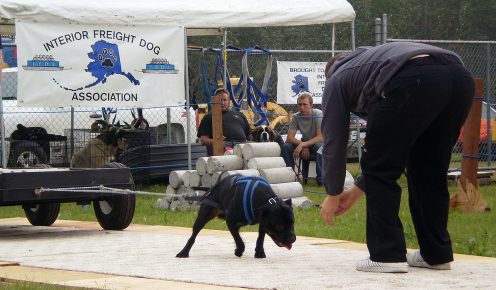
[282,92,323,185]
[197,88,252,155]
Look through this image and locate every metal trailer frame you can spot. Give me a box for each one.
[0,165,136,230]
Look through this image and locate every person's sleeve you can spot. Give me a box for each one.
[241,113,251,137]
[197,114,212,138]
[315,109,323,131]
[321,77,351,196]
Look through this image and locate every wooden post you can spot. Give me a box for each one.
[451,78,490,212]
[211,94,224,156]
[460,79,483,192]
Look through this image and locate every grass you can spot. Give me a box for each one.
[0,164,494,258]
[0,278,83,290]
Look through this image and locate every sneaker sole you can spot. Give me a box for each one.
[407,262,451,270]
[357,263,408,273]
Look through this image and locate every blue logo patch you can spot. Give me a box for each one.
[291,74,309,96]
[85,40,140,88]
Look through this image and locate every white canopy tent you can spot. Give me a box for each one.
[0,0,356,168]
[0,0,355,27]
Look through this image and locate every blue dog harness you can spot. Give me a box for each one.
[234,176,272,225]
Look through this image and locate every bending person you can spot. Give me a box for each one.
[320,42,474,273]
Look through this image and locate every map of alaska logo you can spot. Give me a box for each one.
[85,40,139,88]
[291,74,309,96]
[52,40,140,91]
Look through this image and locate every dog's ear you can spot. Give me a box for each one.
[284,199,292,207]
[251,126,262,142]
[267,127,276,142]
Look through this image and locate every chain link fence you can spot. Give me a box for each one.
[388,39,496,170]
[1,44,196,172]
[2,24,353,184]
[3,37,495,174]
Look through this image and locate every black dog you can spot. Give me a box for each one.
[176,174,296,258]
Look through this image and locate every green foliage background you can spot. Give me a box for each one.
[192,1,496,50]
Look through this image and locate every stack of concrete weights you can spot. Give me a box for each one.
[157,142,326,211]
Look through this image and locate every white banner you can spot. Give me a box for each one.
[276,61,326,104]
[16,22,185,107]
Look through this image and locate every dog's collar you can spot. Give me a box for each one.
[267,197,279,205]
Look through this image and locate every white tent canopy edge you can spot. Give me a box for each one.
[0,0,355,27]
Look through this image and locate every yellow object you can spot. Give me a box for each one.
[266,102,290,129]
[196,101,289,130]
[217,75,253,88]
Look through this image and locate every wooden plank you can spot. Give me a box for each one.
[211,94,224,156]
[460,79,483,191]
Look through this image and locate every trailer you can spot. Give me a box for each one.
[0,162,135,230]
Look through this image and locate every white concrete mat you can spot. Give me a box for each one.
[0,218,494,289]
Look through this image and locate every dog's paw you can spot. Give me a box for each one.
[234,247,245,257]
[255,250,266,258]
[176,251,189,258]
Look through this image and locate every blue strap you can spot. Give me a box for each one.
[245,78,269,126]
[236,175,270,186]
[236,179,253,224]
[250,180,262,219]
[234,176,271,224]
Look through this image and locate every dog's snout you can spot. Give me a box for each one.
[261,131,269,142]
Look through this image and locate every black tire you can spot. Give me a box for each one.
[23,203,61,226]
[9,141,48,168]
[93,162,136,230]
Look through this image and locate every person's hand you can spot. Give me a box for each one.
[300,147,310,159]
[335,185,364,216]
[293,142,308,159]
[320,185,365,225]
[320,195,340,225]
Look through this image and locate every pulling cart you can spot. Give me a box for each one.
[0,162,135,230]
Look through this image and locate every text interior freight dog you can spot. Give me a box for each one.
[176,174,296,258]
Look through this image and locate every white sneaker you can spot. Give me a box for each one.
[406,251,451,270]
[356,258,408,273]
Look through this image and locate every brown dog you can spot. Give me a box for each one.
[70,121,131,168]
[251,125,284,147]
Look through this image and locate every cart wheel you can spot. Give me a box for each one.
[93,162,135,230]
[23,203,61,226]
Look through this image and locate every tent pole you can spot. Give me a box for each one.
[184,27,192,170]
[223,28,227,89]
[351,20,356,50]
[332,23,335,57]
[0,41,5,168]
